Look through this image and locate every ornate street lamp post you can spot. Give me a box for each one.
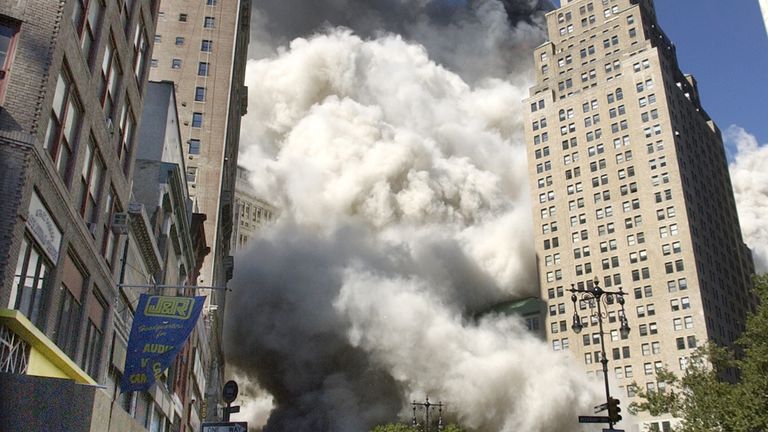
[569,278,630,430]
[411,396,444,432]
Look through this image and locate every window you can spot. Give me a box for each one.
[186,167,198,183]
[175,36,185,45]
[101,187,119,266]
[639,324,648,336]
[188,139,201,155]
[71,0,104,66]
[81,290,107,378]
[201,39,213,52]
[179,13,188,22]
[172,58,182,69]
[641,343,650,356]
[198,61,209,76]
[55,253,86,358]
[204,16,215,28]
[79,138,104,224]
[44,67,83,182]
[684,316,693,329]
[192,112,203,128]
[207,0,217,4]
[667,337,684,353]
[120,0,134,34]
[132,21,148,81]
[0,18,21,101]
[644,363,653,375]
[195,86,206,101]
[10,235,53,328]
[99,37,121,120]
[117,101,135,174]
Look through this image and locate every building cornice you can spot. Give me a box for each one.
[128,202,163,275]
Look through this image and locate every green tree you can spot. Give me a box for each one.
[629,274,768,432]
[370,424,417,432]
[370,423,465,432]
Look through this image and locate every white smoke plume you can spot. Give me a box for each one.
[224,0,604,430]
[726,126,768,272]
[225,28,601,431]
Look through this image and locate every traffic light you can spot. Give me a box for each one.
[607,397,622,422]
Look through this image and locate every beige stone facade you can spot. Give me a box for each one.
[524,1,755,430]
[149,0,249,290]
[149,0,250,421]
[231,166,277,253]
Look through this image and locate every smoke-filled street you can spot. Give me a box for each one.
[223,1,601,431]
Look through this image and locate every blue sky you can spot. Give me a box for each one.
[555,0,768,144]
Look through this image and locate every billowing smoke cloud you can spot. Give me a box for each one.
[225,26,601,432]
[248,0,552,82]
[727,126,768,272]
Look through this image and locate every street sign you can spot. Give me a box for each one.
[223,380,239,404]
[594,402,608,413]
[578,415,611,424]
[202,422,248,432]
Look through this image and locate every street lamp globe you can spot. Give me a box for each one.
[571,313,584,334]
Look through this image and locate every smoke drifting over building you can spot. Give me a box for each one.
[224,1,600,431]
[248,0,553,82]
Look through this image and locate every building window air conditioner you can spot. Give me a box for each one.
[111,212,129,234]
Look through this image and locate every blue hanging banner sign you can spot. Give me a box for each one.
[120,294,205,393]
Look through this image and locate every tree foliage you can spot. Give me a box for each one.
[370,423,465,432]
[629,274,768,432]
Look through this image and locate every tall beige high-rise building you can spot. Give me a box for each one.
[150,0,249,291]
[149,0,250,420]
[524,1,755,430]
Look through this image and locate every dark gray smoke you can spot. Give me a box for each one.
[224,224,401,431]
[226,218,594,431]
[249,0,554,82]
[225,223,509,431]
